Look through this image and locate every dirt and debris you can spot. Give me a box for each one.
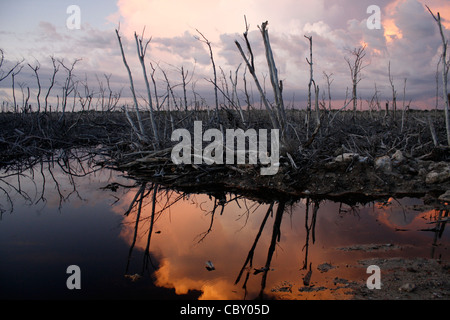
[350,258,450,300]
[337,243,402,252]
[317,262,336,273]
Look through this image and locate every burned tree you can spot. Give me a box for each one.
[115,27,147,143]
[427,6,450,146]
[135,30,160,148]
[345,45,367,119]
[235,18,287,143]
[195,29,221,126]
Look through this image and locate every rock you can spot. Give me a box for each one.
[426,163,450,184]
[334,277,350,286]
[399,283,416,292]
[124,273,142,282]
[317,262,335,273]
[438,190,450,202]
[334,153,359,162]
[205,260,215,271]
[391,150,405,165]
[375,156,392,173]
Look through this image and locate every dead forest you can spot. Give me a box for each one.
[1,16,450,204]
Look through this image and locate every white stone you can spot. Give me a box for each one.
[375,155,392,173]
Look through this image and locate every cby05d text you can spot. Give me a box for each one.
[224,304,269,315]
[180,304,269,317]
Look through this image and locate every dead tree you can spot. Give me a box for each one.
[44,56,59,113]
[0,49,23,83]
[11,66,23,113]
[323,71,334,111]
[305,35,313,124]
[28,62,41,114]
[195,30,221,126]
[181,66,189,112]
[149,62,160,111]
[115,27,147,143]
[235,17,279,132]
[235,18,287,144]
[259,21,287,137]
[345,45,367,119]
[135,30,160,148]
[427,6,450,146]
[388,61,397,120]
[58,58,80,123]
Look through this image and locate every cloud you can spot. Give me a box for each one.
[2,0,450,109]
[153,31,211,66]
[38,21,64,41]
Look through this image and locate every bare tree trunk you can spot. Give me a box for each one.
[314,83,320,125]
[45,56,59,114]
[345,46,367,120]
[196,29,221,126]
[28,63,41,114]
[58,58,80,123]
[427,6,450,145]
[230,64,246,126]
[401,78,408,132]
[305,35,313,126]
[323,72,333,111]
[388,61,397,121]
[259,21,287,140]
[181,66,189,112]
[135,31,159,148]
[115,28,147,143]
[12,71,17,113]
[235,28,278,131]
[149,62,160,111]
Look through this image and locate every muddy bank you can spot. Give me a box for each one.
[114,145,450,205]
[2,110,449,204]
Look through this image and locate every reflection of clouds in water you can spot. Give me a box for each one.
[120,192,265,299]
[118,192,360,299]
[117,188,450,299]
[154,258,241,300]
[373,197,437,229]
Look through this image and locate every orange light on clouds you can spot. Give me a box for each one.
[383,18,403,43]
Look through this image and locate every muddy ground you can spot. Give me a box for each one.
[351,257,450,300]
[124,144,450,206]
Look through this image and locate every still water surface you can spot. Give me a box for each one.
[0,160,448,300]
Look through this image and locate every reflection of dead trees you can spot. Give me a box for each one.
[124,182,164,275]
[301,198,319,270]
[126,182,147,273]
[196,193,227,243]
[143,184,159,273]
[233,200,286,299]
[426,206,449,259]
[234,198,321,298]
[124,183,186,275]
[0,149,99,214]
[259,200,285,299]
[235,202,274,298]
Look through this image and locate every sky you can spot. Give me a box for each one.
[1,0,450,110]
